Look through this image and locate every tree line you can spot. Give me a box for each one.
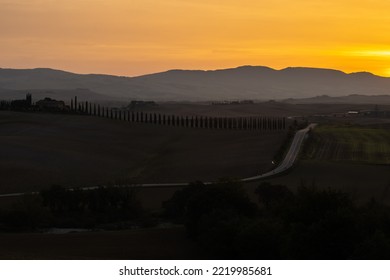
[70,99,286,131]
[0,95,288,131]
[0,186,150,230]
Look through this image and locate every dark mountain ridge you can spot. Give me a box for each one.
[1,66,389,102]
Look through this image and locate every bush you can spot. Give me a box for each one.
[164,180,257,238]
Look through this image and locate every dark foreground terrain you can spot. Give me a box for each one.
[0,111,287,194]
[0,105,389,260]
[0,227,201,259]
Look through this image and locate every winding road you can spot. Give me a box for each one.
[242,123,316,182]
[0,123,316,197]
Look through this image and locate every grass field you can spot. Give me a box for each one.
[0,111,287,194]
[303,124,390,164]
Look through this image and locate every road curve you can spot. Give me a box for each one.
[0,123,316,197]
[241,123,316,182]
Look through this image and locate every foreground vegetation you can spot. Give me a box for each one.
[0,186,151,231]
[164,180,390,259]
[2,180,390,259]
[303,124,390,164]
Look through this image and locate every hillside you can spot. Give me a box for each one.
[283,94,390,104]
[0,111,286,193]
[1,66,390,101]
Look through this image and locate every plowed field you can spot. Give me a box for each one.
[304,125,390,164]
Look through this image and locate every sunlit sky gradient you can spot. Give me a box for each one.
[1,0,390,77]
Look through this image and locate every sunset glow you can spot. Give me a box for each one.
[1,0,390,77]
[352,50,390,57]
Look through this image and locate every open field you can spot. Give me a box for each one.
[0,226,201,259]
[141,102,390,117]
[248,123,390,205]
[303,124,390,164]
[0,111,287,194]
[243,160,390,205]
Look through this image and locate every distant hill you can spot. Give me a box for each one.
[283,94,390,105]
[1,66,390,102]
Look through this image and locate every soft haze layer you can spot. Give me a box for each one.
[1,0,390,76]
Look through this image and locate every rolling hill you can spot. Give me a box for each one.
[283,94,390,104]
[1,66,390,102]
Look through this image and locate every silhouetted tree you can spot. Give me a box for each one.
[163,180,257,238]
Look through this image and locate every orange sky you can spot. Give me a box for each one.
[1,0,390,77]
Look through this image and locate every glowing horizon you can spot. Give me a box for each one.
[1,0,390,77]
